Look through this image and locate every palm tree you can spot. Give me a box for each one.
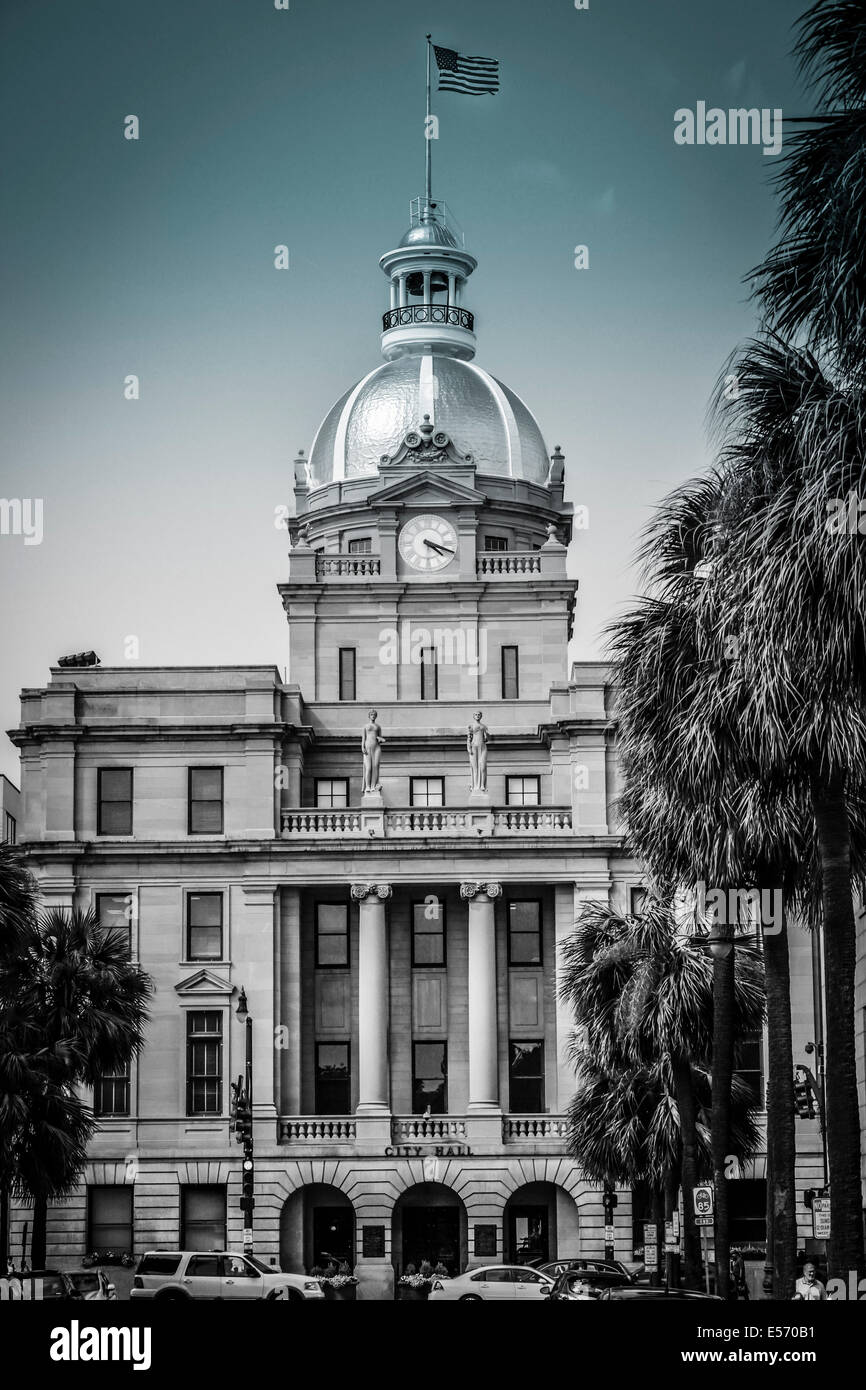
[560,899,765,1291]
[0,844,40,1265]
[749,1,866,367]
[1,906,152,1267]
[709,336,866,1279]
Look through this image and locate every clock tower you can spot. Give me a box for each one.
[280,194,576,705]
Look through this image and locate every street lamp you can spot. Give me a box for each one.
[235,987,255,1254]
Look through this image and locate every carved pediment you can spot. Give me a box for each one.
[175,968,234,998]
[379,416,475,471]
[370,469,486,511]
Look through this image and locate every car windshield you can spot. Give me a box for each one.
[69,1273,100,1293]
[245,1256,271,1273]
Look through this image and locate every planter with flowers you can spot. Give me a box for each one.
[81,1251,135,1269]
[398,1261,441,1300]
[313,1261,359,1301]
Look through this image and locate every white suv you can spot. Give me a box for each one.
[131,1251,324,1302]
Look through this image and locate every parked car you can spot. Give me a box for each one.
[0,1269,81,1301]
[130,1251,325,1301]
[598,1285,723,1301]
[429,1265,556,1301]
[546,1268,636,1300]
[537,1257,636,1282]
[66,1269,117,1300]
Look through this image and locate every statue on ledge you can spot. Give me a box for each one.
[467,710,489,792]
[362,709,385,793]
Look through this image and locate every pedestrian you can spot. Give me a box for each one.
[793,1262,826,1301]
[730,1251,749,1300]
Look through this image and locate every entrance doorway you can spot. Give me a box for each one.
[392,1182,467,1276]
[312,1206,354,1268]
[508,1206,549,1265]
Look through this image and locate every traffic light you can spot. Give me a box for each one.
[804,1186,826,1209]
[603,1189,618,1222]
[794,1069,815,1119]
[240,1156,255,1217]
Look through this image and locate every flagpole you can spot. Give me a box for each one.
[425,33,432,206]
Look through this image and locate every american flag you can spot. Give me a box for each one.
[433,44,500,95]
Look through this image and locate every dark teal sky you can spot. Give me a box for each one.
[0,0,806,779]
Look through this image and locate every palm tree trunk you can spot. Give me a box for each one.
[674,1055,701,1289]
[650,1189,664,1286]
[811,773,866,1279]
[712,936,735,1300]
[665,1169,681,1288]
[31,1194,47,1268]
[0,1181,8,1267]
[762,901,797,1298]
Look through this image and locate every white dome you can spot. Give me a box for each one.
[308,353,550,487]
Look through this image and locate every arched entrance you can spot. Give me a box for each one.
[392,1183,467,1277]
[504,1182,578,1265]
[279,1184,355,1274]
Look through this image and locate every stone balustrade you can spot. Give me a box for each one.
[316,554,381,577]
[476,552,542,576]
[278,1117,357,1142]
[281,807,573,838]
[503,1115,570,1141]
[391,1116,468,1142]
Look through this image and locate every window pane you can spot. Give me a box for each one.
[183,1186,226,1251]
[100,769,132,801]
[411,778,444,808]
[502,646,519,699]
[315,1043,350,1114]
[412,902,445,966]
[316,904,348,966]
[484,536,508,552]
[189,893,222,926]
[316,780,349,808]
[187,1013,222,1114]
[339,649,356,701]
[96,894,132,954]
[188,1255,221,1277]
[510,1039,544,1078]
[191,768,222,801]
[189,894,222,959]
[89,1186,133,1251]
[510,1040,545,1112]
[347,537,371,554]
[507,777,540,807]
[420,649,438,701]
[508,902,541,964]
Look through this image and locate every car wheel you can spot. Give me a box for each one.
[459,1294,482,1301]
[266,1287,301,1301]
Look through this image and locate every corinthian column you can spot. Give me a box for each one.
[460,881,502,1111]
[351,883,392,1113]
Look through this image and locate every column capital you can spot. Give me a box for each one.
[460,881,502,901]
[351,882,393,902]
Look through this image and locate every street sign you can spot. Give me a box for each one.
[812,1197,831,1240]
[695,1215,714,1227]
[643,1222,658,1270]
[604,1224,615,1244]
[664,1220,679,1250]
[643,1222,658,1243]
[693,1185,714,1218]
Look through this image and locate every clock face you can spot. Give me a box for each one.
[398,514,458,572]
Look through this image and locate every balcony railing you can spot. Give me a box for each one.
[316,554,381,578]
[391,1116,468,1142]
[477,552,542,576]
[503,1115,569,1142]
[280,807,573,838]
[382,304,474,332]
[278,1117,357,1143]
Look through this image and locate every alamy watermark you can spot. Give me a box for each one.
[674,103,783,157]
[0,498,43,545]
[379,620,487,674]
[695,881,783,934]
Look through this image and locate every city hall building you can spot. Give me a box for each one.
[9,193,829,1295]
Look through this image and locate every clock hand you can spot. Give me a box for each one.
[423,538,455,555]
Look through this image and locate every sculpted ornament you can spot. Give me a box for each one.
[467,710,489,792]
[351,883,393,902]
[361,709,385,792]
[459,882,502,900]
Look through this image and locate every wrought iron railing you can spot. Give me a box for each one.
[382,304,474,332]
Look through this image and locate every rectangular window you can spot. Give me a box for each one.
[188,767,224,834]
[508,900,542,965]
[187,892,223,961]
[630,886,648,917]
[97,768,133,836]
[509,1039,545,1113]
[316,903,349,967]
[410,777,444,808]
[347,537,372,554]
[484,535,509,552]
[728,1178,767,1245]
[506,776,540,807]
[95,893,133,953]
[420,647,438,701]
[3,813,16,844]
[412,1041,447,1114]
[501,646,519,699]
[186,1011,223,1116]
[87,1185,133,1253]
[315,1042,350,1114]
[315,778,350,808]
[94,1063,130,1117]
[338,648,356,701]
[734,1032,765,1109]
[181,1185,227,1252]
[412,900,446,966]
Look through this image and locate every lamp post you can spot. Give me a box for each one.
[235,987,255,1254]
[691,916,736,1299]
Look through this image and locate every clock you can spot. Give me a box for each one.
[398,514,458,572]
